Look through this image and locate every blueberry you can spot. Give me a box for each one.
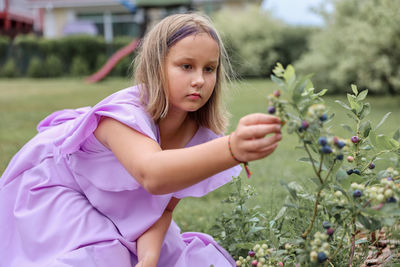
[347,169,354,175]
[318,137,327,146]
[320,114,328,121]
[327,228,335,236]
[387,177,394,181]
[351,136,360,143]
[273,90,281,97]
[386,197,397,203]
[268,106,276,114]
[322,221,331,229]
[353,189,362,198]
[336,154,344,160]
[317,252,328,263]
[248,250,255,257]
[251,260,258,266]
[368,163,375,169]
[336,141,346,149]
[353,169,361,175]
[321,145,332,154]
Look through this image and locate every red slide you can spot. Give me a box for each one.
[86,38,140,83]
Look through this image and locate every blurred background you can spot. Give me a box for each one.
[0,0,399,95]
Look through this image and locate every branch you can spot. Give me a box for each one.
[301,190,321,239]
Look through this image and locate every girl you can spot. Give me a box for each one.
[0,13,282,267]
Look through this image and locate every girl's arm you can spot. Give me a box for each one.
[135,198,180,267]
[94,113,282,195]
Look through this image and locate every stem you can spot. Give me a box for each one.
[329,223,349,264]
[301,189,321,239]
[318,153,324,175]
[348,218,357,267]
[324,159,337,183]
[304,142,323,184]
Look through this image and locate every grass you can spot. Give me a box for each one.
[1,77,399,234]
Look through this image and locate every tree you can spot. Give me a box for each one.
[295,0,400,95]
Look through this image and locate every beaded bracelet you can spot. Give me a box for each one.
[228,134,252,178]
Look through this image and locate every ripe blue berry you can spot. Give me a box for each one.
[368,163,375,169]
[321,145,332,154]
[353,169,361,175]
[318,137,327,146]
[387,177,394,181]
[248,250,255,257]
[322,221,331,229]
[353,190,362,198]
[268,106,276,114]
[386,197,397,203]
[320,114,328,121]
[327,228,335,236]
[351,136,360,143]
[317,252,328,263]
[336,141,345,149]
[336,154,344,160]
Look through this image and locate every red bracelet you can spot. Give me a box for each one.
[228,134,252,178]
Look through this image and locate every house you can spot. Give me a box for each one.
[0,0,34,38]
[26,0,262,41]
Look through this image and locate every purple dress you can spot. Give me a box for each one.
[0,86,241,267]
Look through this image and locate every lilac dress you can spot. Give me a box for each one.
[0,86,241,267]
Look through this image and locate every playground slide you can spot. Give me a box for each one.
[86,38,140,83]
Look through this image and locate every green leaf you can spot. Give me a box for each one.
[355,239,369,245]
[280,180,298,200]
[394,128,400,142]
[341,124,353,133]
[274,206,287,221]
[359,103,371,120]
[369,130,377,147]
[317,89,328,96]
[271,74,285,87]
[335,100,351,111]
[375,112,391,131]
[351,84,358,95]
[376,135,399,150]
[359,121,372,138]
[358,214,371,230]
[283,64,296,84]
[356,89,368,101]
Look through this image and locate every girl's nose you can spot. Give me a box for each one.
[191,71,205,88]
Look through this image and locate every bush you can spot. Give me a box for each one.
[0,36,10,65]
[27,57,46,78]
[295,0,400,95]
[70,56,90,76]
[45,55,63,77]
[0,58,19,78]
[213,6,313,78]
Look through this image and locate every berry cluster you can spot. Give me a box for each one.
[364,177,399,204]
[309,232,330,263]
[317,136,347,160]
[267,90,288,126]
[235,244,272,267]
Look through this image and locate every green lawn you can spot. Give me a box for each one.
[1,77,399,233]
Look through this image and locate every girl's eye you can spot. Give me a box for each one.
[181,64,192,70]
[204,66,215,73]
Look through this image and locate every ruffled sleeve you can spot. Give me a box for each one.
[37,86,159,158]
[172,127,242,199]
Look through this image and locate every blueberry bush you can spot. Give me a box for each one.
[211,63,400,266]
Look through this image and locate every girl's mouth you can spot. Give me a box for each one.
[188,93,201,100]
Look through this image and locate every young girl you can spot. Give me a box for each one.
[0,13,282,267]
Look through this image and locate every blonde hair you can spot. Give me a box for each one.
[133,13,232,134]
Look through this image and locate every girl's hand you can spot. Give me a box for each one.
[230,113,282,162]
[135,254,159,267]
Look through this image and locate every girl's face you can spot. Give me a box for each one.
[165,32,219,115]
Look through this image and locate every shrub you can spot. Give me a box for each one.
[0,58,19,78]
[27,57,46,78]
[45,55,63,77]
[69,56,90,76]
[295,0,400,95]
[213,63,400,266]
[213,6,313,78]
[0,36,10,65]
